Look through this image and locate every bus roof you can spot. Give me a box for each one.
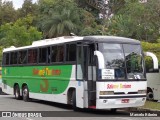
[3,36,140,52]
[83,36,140,44]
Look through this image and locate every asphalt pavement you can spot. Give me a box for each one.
[0,94,159,120]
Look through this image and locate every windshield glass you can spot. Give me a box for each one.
[99,43,125,79]
[123,44,144,79]
[99,43,145,80]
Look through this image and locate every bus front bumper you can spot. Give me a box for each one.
[96,96,146,109]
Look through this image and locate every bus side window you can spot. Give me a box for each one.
[10,52,17,65]
[3,53,9,65]
[51,45,64,63]
[56,45,64,62]
[66,44,76,62]
[39,47,47,63]
[18,50,27,64]
[47,47,51,63]
[51,46,57,62]
[28,49,37,64]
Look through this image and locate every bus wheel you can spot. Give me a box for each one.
[147,88,154,100]
[22,86,29,102]
[147,92,154,100]
[72,91,78,111]
[14,85,21,100]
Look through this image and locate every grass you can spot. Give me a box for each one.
[139,101,160,110]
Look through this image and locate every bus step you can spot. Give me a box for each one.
[88,106,96,109]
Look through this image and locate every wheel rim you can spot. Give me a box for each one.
[15,90,18,98]
[23,88,28,98]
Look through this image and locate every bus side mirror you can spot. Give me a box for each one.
[94,51,105,69]
[144,52,159,71]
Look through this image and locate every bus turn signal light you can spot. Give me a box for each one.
[138,90,146,94]
[100,91,114,95]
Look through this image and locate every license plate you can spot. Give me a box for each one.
[121,99,129,103]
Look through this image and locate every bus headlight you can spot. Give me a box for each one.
[138,90,146,94]
[100,91,114,95]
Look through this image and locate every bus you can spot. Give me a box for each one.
[2,36,147,111]
[145,52,160,101]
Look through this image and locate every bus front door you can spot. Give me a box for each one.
[76,44,96,108]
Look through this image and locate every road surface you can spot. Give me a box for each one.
[0,94,159,120]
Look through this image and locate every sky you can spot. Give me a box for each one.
[2,0,38,9]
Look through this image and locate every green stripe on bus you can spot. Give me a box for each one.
[2,65,73,94]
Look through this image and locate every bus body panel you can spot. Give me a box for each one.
[147,72,160,101]
[96,81,146,109]
[2,65,82,104]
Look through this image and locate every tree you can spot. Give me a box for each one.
[0,15,42,47]
[107,0,160,42]
[0,0,17,25]
[42,8,80,38]
[17,0,38,18]
[38,0,82,38]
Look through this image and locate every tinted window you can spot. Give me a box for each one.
[51,46,57,62]
[28,49,37,64]
[51,45,64,62]
[66,44,76,61]
[10,52,17,64]
[18,50,27,64]
[57,45,64,62]
[39,47,47,63]
[3,53,9,65]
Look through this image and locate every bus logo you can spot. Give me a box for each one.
[107,83,131,89]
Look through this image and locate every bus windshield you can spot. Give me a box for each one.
[99,43,144,80]
[123,44,144,79]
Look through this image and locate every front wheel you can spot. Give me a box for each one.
[147,92,154,100]
[72,91,78,111]
[22,86,29,102]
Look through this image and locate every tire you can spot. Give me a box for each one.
[147,92,154,101]
[72,90,78,111]
[22,86,29,102]
[14,85,21,100]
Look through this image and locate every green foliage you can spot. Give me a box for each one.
[19,0,38,17]
[0,0,17,25]
[107,0,160,42]
[38,0,82,38]
[0,16,42,47]
[141,42,160,70]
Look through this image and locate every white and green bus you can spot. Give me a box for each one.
[2,36,147,111]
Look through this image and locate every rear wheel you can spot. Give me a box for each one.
[14,85,21,100]
[22,86,29,102]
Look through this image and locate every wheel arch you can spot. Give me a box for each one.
[67,87,76,104]
[13,83,19,95]
[22,83,28,90]
[147,87,153,93]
